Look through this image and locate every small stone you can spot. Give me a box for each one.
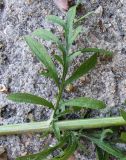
[0,85,8,93]
[0,146,5,155]
[65,84,76,93]
[95,6,103,17]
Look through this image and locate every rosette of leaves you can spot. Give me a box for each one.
[7,5,126,160]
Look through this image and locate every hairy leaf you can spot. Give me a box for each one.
[80,48,112,56]
[75,11,94,23]
[120,109,126,121]
[65,53,97,85]
[61,97,106,110]
[33,29,59,43]
[120,132,126,143]
[66,6,76,50]
[7,93,54,109]
[68,51,82,62]
[100,129,113,142]
[85,135,125,159]
[47,15,65,28]
[54,55,63,66]
[53,133,77,160]
[25,36,59,86]
[16,134,69,160]
[52,122,61,141]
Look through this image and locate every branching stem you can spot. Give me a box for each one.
[0,117,125,136]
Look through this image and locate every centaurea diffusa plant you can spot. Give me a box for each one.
[2,5,126,160]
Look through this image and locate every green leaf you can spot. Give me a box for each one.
[120,132,126,143]
[52,122,61,141]
[47,15,65,28]
[65,53,97,85]
[69,26,82,47]
[61,97,106,110]
[68,51,82,62]
[7,93,54,109]
[96,146,109,160]
[16,134,69,160]
[25,36,59,86]
[54,55,63,66]
[120,109,126,121]
[80,48,112,56]
[53,133,77,160]
[40,70,53,79]
[100,129,113,142]
[32,28,59,43]
[66,6,76,50]
[75,11,94,24]
[85,135,125,159]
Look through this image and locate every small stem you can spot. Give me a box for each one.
[0,117,125,136]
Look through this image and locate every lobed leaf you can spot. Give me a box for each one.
[85,135,125,159]
[7,93,54,109]
[120,132,126,143]
[66,6,76,50]
[80,48,112,56]
[61,97,106,110]
[100,129,113,142]
[54,54,64,66]
[32,28,59,43]
[120,109,126,121]
[65,53,97,85]
[47,15,65,28]
[25,36,59,86]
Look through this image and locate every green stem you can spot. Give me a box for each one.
[0,117,125,136]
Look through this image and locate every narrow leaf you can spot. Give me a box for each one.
[68,25,82,48]
[54,55,63,66]
[75,11,94,24]
[47,15,65,28]
[68,51,82,62]
[65,53,97,85]
[120,132,126,143]
[33,28,59,43]
[61,97,106,110]
[85,135,125,159]
[25,36,59,86]
[16,134,69,160]
[66,6,76,49]
[7,93,54,109]
[80,48,112,56]
[100,129,113,141]
[121,109,126,121]
[52,122,61,141]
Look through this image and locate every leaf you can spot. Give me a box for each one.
[80,48,112,56]
[53,133,77,160]
[40,70,53,79]
[32,29,59,43]
[25,36,59,86]
[120,109,126,121]
[47,15,65,28]
[61,97,106,110]
[65,53,97,85]
[54,55,63,66]
[96,146,109,160]
[85,135,125,159]
[66,6,76,50]
[68,51,82,62]
[16,134,69,160]
[69,26,82,47]
[7,93,54,109]
[52,122,61,141]
[75,11,94,24]
[120,132,126,143]
[100,129,113,142]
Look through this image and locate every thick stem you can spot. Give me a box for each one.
[0,117,125,136]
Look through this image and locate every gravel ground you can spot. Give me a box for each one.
[0,0,126,159]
